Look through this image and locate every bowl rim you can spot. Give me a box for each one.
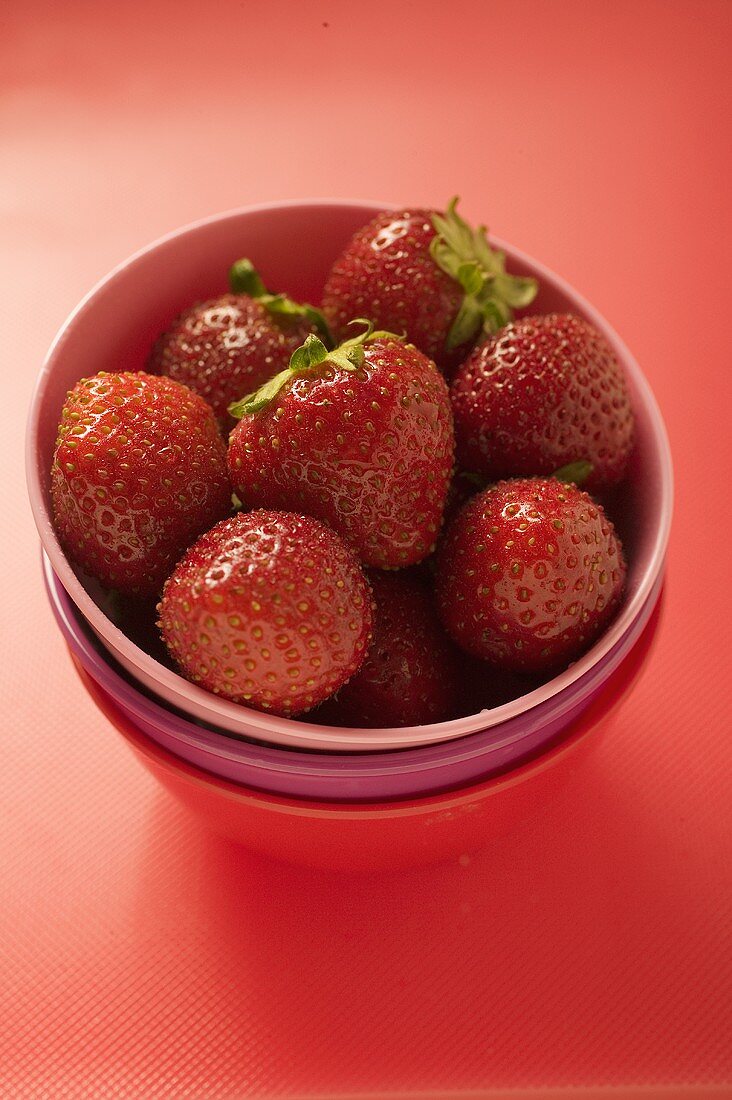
[74,653,609,820]
[26,198,674,750]
[44,548,664,783]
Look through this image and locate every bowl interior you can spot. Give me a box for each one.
[27,200,673,751]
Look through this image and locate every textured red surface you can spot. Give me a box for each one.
[3,1,732,1096]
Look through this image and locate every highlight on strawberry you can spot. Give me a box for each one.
[158,510,374,718]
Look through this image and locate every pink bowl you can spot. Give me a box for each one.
[69,595,662,870]
[45,551,665,801]
[26,200,673,752]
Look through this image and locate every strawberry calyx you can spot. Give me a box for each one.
[552,460,593,486]
[228,257,332,345]
[429,198,539,350]
[229,319,403,418]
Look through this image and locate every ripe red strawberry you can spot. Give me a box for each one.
[51,371,232,595]
[317,569,463,728]
[148,258,328,430]
[322,198,538,375]
[158,510,374,717]
[451,313,635,491]
[435,477,627,673]
[227,325,455,568]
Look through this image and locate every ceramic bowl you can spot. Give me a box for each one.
[27,200,673,753]
[68,593,661,870]
[45,550,664,802]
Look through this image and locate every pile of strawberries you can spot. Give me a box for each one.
[51,200,634,728]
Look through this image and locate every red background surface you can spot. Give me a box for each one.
[3,1,732,1095]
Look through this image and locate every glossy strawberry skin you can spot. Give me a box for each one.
[227,340,455,569]
[318,570,462,728]
[322,209,469,375]
[51,372,232,596]
[451,313,635,491]
[148,293,312,430]
[435,478,627,673]
[158,511,374,718]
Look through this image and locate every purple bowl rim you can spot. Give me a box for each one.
[44,550,665,781]
[27,198,674,748]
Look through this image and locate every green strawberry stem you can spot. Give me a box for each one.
[553,460,593,486]
[228,257,332,346]
[430,198,539,350]
[229,320,403,418]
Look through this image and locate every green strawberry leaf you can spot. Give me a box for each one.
[228,257,333,346]
[229,368,293,417]
[229,334,327,416]
[429,198,539,350]
[494,272,540,309]
[456,261,485,297]
[262,296,333,344]
[228,323,404,419]
[289,333,330,372]
[553,460,593,486]
[445,296,485,351]
[429,237,463,282]
[431,199,477,262]
[482,298,511,333]
[229,258,267,297]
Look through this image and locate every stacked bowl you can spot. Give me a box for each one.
[26,201,672,870]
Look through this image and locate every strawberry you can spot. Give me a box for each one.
[227,324,455,569]
[322,198,538,375]
[51,371,231,596]
[148,258,328,430]
[435,477,627,673]
[158,510,374,717]
[317,569,462,728]
[451,313,635,491]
